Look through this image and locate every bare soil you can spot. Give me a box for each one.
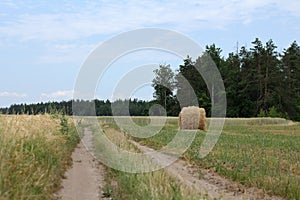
[130,140,285,200]
[55,128,106,200]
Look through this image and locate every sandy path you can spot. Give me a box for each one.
[130,140,284,200]
[55,128,105,200]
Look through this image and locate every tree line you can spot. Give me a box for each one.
[152,38,300,121]
[1,38,299,121]
[0,99,150,116]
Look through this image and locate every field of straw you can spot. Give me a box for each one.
[0,114,79,200]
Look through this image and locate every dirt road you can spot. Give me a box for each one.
[55,128,105,200]
[56,128,284,200]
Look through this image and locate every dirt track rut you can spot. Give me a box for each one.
[130,140,284,200]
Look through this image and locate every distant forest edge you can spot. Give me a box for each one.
[1,38,300,121]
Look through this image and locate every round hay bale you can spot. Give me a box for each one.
[178,112,182,129]
[198,107,206,130]
[178,106,206,130]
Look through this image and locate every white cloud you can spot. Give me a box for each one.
[1,0,298,43]
[0,91,27,98]
[41,90,73,99]
[0,0,299,65]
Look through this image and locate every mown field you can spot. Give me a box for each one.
[96,117,300,200]
[0,114,80,200]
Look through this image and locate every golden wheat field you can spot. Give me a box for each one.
[0,114,79,200]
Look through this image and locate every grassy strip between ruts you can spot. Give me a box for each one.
[0,114,80,200]
[125,117,300,200]
[89,122,205,200]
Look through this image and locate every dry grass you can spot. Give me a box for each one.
[1,115,61,139]
[89,121,204,199]
[0,114,79,200]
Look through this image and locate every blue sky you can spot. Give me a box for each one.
[0,0,299,107]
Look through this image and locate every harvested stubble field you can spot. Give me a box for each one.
[0,114,79,200]
[96,117,300,199]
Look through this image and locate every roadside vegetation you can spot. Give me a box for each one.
[0,114,79,200]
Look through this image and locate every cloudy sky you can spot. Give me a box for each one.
[0,0,299,107]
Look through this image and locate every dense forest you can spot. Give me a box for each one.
[153,38,300,121]
[1,38,300,121]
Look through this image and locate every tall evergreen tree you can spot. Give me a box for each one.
[280,41,300,120]
[224,52,242,117]
[251,38,265,113]
[176,56,201,108]
[263,39,279,111]
[238,46,257,117]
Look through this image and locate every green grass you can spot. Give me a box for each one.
[98,117,300,199]
[190,124,300,199]
[0,115,80,200]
